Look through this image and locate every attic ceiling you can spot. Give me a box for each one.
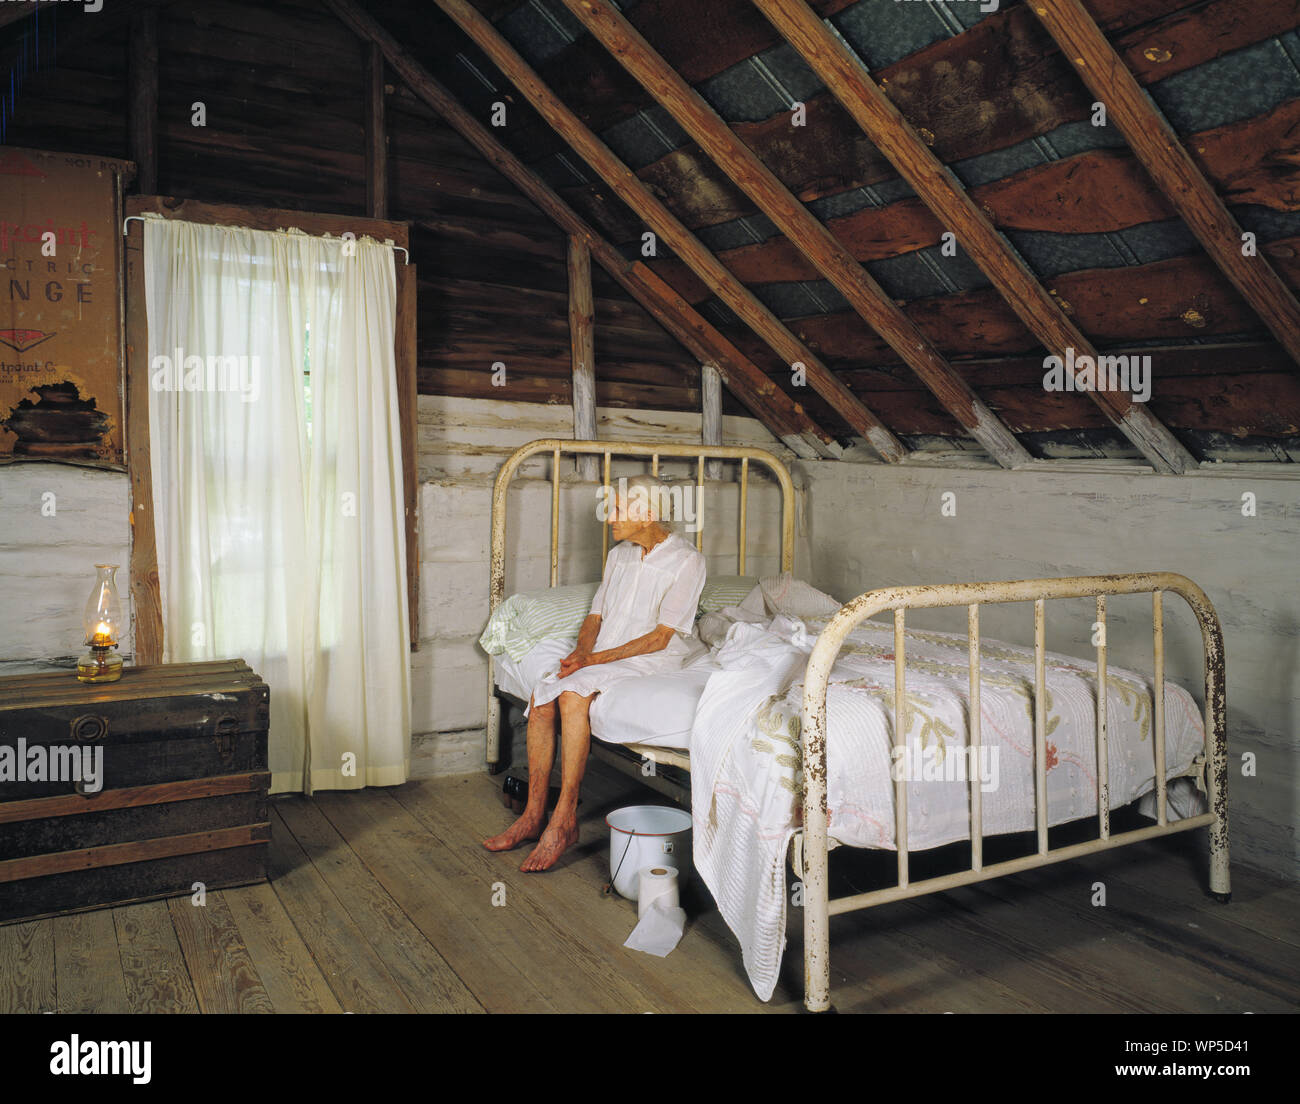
[5,0,1300,464]
[358,0,1300,465]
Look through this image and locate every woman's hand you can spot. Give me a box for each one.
[558,649,594,678]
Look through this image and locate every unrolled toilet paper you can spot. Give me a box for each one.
[637,866,679,918]
[624,866,685,957]
[624,901,686,957]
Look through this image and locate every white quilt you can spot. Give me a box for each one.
[689,609,1207,1001]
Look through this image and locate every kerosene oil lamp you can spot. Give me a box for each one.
[77,563,124,683]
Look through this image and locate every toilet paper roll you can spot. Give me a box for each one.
[637,866,679,918]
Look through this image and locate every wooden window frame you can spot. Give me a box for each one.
[123,195,419,664]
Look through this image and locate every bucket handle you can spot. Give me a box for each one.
[602,828,638,898]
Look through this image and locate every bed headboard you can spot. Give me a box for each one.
[489,437,796,608]
[485,437,796,767]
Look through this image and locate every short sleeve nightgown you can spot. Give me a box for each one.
[526,531,707,712]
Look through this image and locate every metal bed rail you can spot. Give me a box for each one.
[487,437,797,768]
[799,572,1229,1013]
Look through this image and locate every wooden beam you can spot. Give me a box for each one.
[834,341,1300,440]
[568,235,599,479]
[555,0,1295,236]
[430,0,902,464]
[125,196,163,666]
[507,0,1268,165]
[396,261,419,649]
[322,0,835,460]
[650,96,1300,295]
[769,234,1300,366]
[620,262,831,458]
[128,195,409,247]
[502,0,856,161]
[128,9,159,194]
[1031,0,1300,372]
[364,40,388,219]
[701,362,723,480]
[751,0,1196,475]
[559,0,1030,469]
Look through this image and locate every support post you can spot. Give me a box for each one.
[568,236,598,480]
[128,10,158,194]
[702,362,723,481]
[364,40,388,219]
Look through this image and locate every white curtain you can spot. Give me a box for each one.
[144,218,410,793]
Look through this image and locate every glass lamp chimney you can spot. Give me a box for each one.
[77,563,124,683]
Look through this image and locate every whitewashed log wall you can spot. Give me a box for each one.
[0,465,134,676]
[798,457,1299,880]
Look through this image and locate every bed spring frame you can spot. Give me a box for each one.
[487,440,1229,1012]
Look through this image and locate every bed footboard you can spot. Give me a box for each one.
[798,572,1228,1013]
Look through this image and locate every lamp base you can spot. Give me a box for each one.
[77,645,123,683]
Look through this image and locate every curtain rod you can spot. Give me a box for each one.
[121,214,410,264]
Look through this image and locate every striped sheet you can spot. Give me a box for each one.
[481,576,758,660]
[479,583,600,661]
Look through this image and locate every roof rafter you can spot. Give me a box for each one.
[430,0,905,463]
[322,0,835,460]
[558,0,1033,470]
[1030,0,1300,371]
[749,0,1198,475]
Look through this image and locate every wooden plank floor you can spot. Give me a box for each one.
[1,760,1297,1013]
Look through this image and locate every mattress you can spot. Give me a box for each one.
[694,611,1207,852]
[494,616,1206,832]
[494,637,713,749]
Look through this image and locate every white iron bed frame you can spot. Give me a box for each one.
[486,438,1230,1012]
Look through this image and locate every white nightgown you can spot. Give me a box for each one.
[526,531,707,712]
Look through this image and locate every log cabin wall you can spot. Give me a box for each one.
[0,0,757,681]
[801,459,1300,880]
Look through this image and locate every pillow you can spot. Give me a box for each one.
[698,575,758,614]
[479,582,599,661]
[757,572,842,619]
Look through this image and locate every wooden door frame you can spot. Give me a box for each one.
[124,195,418,664]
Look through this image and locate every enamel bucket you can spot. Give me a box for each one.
[606,804,693,900]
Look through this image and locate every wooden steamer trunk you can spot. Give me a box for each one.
[0,660,270,924]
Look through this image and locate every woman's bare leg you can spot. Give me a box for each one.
[520,690,593,871]
[484,695,556,851]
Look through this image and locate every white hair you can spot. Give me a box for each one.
[617,474,678,532]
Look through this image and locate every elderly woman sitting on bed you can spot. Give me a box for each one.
[484,474,706,872]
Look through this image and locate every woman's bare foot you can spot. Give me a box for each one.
[520,817,579,872]
[484,812,545,852]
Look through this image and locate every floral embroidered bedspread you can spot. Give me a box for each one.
[688,610,1206,1001]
